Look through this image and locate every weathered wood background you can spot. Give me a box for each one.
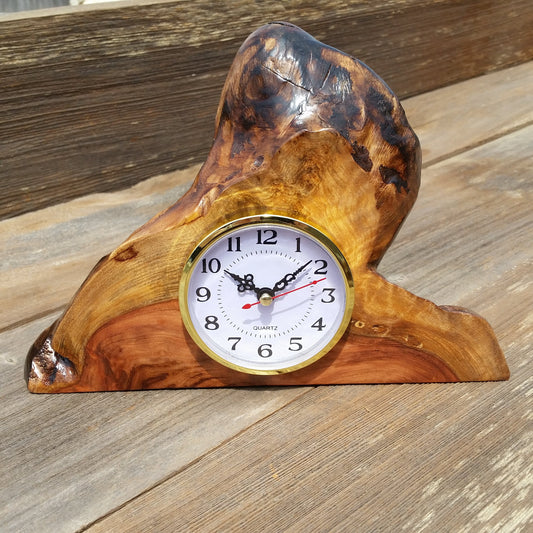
[1,0,532,219]
[0,1,531,531]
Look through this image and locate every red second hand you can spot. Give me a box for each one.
[242,277,326,309]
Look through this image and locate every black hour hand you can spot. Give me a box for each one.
[224,270,257,293]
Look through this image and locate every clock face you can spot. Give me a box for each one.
[179,215,354,374]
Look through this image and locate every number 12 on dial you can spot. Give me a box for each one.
[179,215,354,374]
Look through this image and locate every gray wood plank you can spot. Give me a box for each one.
[84,127,533,533]
[88,361,531,532]
[380,125,533,306]
[402,62,533,167]
[2,0,532,219]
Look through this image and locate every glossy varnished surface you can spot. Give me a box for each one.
[28,301,457,392]
[26,22,508,392]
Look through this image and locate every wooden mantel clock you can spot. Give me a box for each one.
[26,22,509,392]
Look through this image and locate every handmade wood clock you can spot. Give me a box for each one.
[26,22,509,392]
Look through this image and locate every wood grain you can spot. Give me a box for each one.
[25,23,508,392]
[0,65,530,532]
[1,0,532,219]
[65,300,457,391]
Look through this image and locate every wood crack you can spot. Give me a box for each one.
[262,64,313,94]
[0,306,65,335]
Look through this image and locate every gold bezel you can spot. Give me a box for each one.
[179,215,354,375]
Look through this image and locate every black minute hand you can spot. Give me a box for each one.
[272,259,313,293]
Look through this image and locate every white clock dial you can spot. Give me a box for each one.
[179,216,354,374]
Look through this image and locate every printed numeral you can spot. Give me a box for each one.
[201,258,221,273]
[257,229,278,245]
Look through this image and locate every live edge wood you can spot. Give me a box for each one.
[26,23,509,392]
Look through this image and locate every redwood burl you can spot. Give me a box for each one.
[26,23,509,392]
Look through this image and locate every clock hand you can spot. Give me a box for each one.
[242,277,326,309]
[272,259,313,293]
[224,270,257,294]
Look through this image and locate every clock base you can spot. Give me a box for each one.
[26,300,455,393]
[26,293,508,393]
